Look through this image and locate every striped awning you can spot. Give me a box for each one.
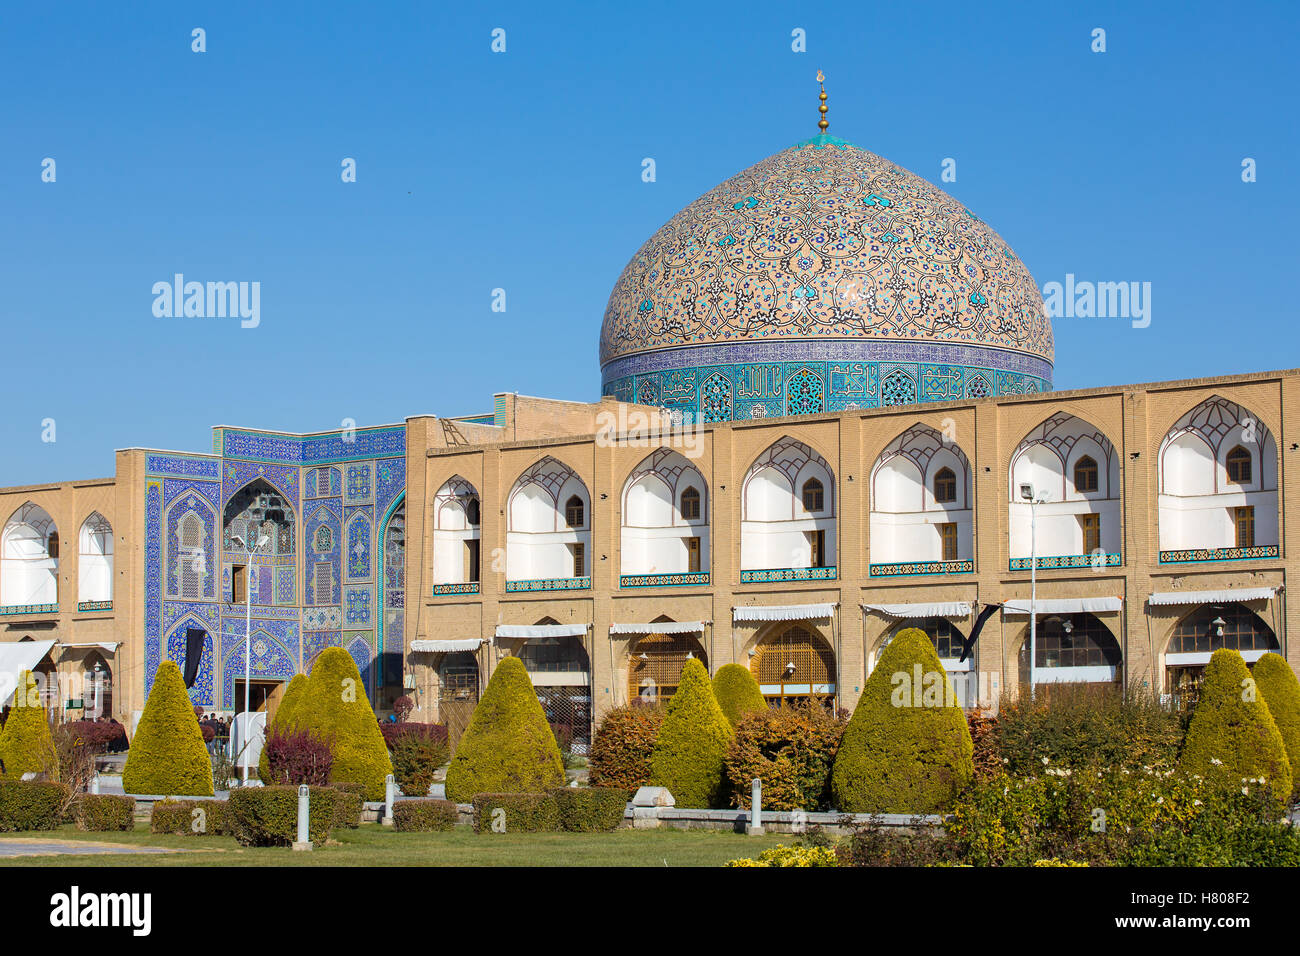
[863,602,973,619]
[733,603,837,623]
[1148,587,1278,607]
[410,639,484,653]
[609,621,708,635]
[495,623,589,639]
[1002,597,1123,615]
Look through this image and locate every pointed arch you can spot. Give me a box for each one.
[78,511,114,604]
[1,502,59,607]
[620,448,710,581]
[740,436,836,577]
[869,424,972,570]
[433,476,482,589]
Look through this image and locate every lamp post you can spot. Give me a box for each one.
[1020,483,1048,700]
[230,530,269,785]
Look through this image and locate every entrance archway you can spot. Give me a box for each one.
[750,624,836,708]
[627,632,707,704]
[1165,602,1278,707]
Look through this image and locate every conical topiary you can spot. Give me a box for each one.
[1178,648,1292,800]
[0,670,58,780]
[258,673,309,784]
[123,661,214,796]
[445,656,564,802]
[1252,653,1300,797]
[831,627,973,813]
[299,648,393,800]
[649,658,733,808]
[712,663,767,727]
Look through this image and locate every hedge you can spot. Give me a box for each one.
[123,660,214,796]
[648,658,733,808]
[831,627,973,813]
[0,780,69,831]
[1251,653,1300,797]
[258,673,309,784]
[712,664,767,727]
[299,648,393,800]
[725,704,846,811]
[470,792,560,834]
[552,787,629,832]
[0,671,58,780]
[1177,648,1292,800]
[227,785,334,846]
[150,798,231,836]
[588,705,664,790]
[75,794,135,832]
[445,657,564,803]
[330,786,363,829]
[393,799,459,832]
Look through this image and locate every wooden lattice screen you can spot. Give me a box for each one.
[627,632,706,704]
[751,624,836,704]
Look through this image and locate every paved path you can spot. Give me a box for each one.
[0,839,178,858]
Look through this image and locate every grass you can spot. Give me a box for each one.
[0,822,788,867]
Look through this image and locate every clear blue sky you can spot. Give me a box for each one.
[1,0,1295,484]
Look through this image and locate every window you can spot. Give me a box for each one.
[180,514,202,550]
[313,563,332,604]
[571,542,586,577]
[564,495,584,529]
[315,469,331,497]
[686,537,701,573]
[232,564,247,604]
[809,529,826,568]
[939,522,958,561]
[466,498,481,526]
[46,531,59,561]
[1074,456,1098,493]
[1079,513,1101,554]
[1235,506,1255,548]
[933,467,957,504]
[1032,615,1122,669]
[1226,445,1252,484]
[802,478,824,512]
[314,525,333,553]
[466,540,480,582]
[680,487,701,520]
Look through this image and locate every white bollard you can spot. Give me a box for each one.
[747,778,764,836]
[382,773,396,827]
[90,773,100,795]
[292,784,312,852]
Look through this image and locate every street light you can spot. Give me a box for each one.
[1021,482,1048,699]
[230,530,270,785]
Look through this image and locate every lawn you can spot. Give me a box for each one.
[0,823,788,867]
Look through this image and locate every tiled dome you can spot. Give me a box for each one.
[599,133,1053,420]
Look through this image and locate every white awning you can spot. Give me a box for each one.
[58,642,121,652]
[1148,587,1279,607]
[410,639,484,653]
[733,603,837,623]
[0,639,57,705]
[1002,597,1123,616]
[495,623,589,639]
[609,621,708,635]
[863,602,973,619]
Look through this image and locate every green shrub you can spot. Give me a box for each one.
[330,786,363,829]
[648,658,733,808]
[388,725,450,796]
[123,660,214,796]
[258,673,309,783]
[830,628,973,814]
[227,785,334,846]
[149,798,231,836]
[75,794,135,832]
[996,684,1183,774]
[724,703,846,811]
[470,792,560,833]
[299,647,393,801]
[1177,648,1292,801]
[445,657,564,803]
[0,671,58,780]
[552,787,629,831]
[393,799,458,832]
[712,664,767,727]
[725,844,839,867]
[0,780,69,831]
[1251,653,1300,798]
[588,704,664,790]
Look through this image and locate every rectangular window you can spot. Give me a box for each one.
[809,529,825,568]
[686,536,701,573]
[1079,513,1101,554]
[314,563,331,604]
[1235,506,1255,548]
[316,469,331,497]
[571,542,586,578]
[466,539,480,583]
[232,564,247,604]
[939,522,958,561]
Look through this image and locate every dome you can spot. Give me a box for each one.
[599,132,1053,420]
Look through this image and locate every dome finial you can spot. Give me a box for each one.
[816,70,829,133]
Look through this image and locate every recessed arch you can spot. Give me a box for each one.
[740,437,836,574]
[750,622,836,707]
[433,476,482,587]
[870,424,972,568]
[620,449,709,579]
[77,511,114,605]
[627,630,707,704]
[1,502,59,607]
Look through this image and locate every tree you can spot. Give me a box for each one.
[648,658,733,808]
[298,648,393,801]
[712,663,767,727]
[831,627,973,813]
[122,661,214,796]
[0,671,58,780]
[1252,653,1300,797]
[445,656,564,802]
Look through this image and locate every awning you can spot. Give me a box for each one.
[495,623,589,639]
[1002,597,1123,615]
[733,603,837,623]
[1148,587,1279,607]
[57,642,121,652]
[863,602,973,619]
[609,621,708,635]
[410,639,484,653]
[0,639,57,705]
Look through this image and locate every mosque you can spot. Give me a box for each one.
[0,84,1293,751]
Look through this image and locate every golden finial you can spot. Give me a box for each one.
[816,70,829,133]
